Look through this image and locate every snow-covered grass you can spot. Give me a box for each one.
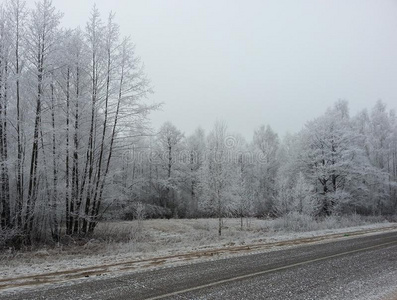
[0,215,393,281]
[93,213,388,252]
[269,212,387,232]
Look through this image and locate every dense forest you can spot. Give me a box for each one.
[125,100,397,230]
[0,0,396,246]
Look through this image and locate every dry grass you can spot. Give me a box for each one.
[1,215,389,259]
[91,214,388,255]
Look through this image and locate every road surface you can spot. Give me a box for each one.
[2,231,397,300]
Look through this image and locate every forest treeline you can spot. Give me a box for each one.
[0,0,396,246]
[124,100,397,237]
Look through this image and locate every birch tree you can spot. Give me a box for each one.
[0,2,156,246]
[199,122,239,236]
[0,5,11,229]
[24,0,62,237]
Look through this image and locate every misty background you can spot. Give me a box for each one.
[50,0,397,137]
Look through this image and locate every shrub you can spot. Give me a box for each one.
[270,212,316,232]
[0,228,24,250]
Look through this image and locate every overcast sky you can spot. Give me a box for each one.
[50,0,397,138]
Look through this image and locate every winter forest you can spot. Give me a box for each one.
[0,0,397,247]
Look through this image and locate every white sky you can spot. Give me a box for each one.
[49,0,397,138]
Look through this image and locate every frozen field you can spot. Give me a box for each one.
[0,216,394,281]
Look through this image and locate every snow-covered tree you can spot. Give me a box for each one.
[250,125,279,216]
[199,122,240,235]
[0,1,156,245]
[154,121,184,216]
[300,101,380,215]
[185,127,206,216]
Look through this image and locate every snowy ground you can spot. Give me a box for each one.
[0,219,397,300]
[0,217,396,294]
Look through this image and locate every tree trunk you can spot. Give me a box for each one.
[25,34,45,237]
[0,53,11,229]
[71,66,80,234]
[89,31,112,231]
[65,68,71,235]
[15,7,23,228]
[50,80,59,241]
[89,55,125,233]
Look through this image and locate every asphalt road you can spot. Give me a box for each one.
[2,231,397,300]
